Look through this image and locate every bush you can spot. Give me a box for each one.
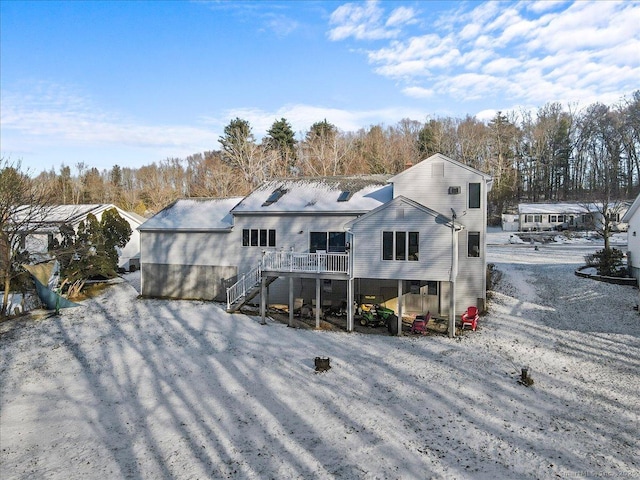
[587,248,626,277]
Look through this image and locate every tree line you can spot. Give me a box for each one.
[29,91,640,222]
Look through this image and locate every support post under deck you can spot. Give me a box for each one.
[315,278,321,329]
[288,277,294,327]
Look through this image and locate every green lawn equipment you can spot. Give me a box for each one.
[359,303,397,329]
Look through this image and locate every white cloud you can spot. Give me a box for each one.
[475,108,498,122]
[459,22,481,41]
[526,1,640,53]
[328,0,408,41]
[482,57,520,75]
[402,86,434,99]
[374,60,431,78]
[263,13,300,38]
[1,83,215,153]
[386,6,417,27]
[366,34,462,79]
[526,0,567,15]
[460,48,495,70]
[329,0,639,114]
[1,81,430,167]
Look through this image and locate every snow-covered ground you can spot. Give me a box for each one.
[1,231,638,479]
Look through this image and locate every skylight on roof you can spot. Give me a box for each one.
[262,188,287,206]
[337,191,351,202]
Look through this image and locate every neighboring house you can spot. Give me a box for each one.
[139,154,493,335]
[622,193,640,282]
[18,204,144,269]
[510,202,629,232]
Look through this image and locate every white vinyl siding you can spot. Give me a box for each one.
[391,157,486,238]
[351,201,452,281]
[141,231,239,266]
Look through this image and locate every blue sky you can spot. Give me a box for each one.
[1,0,639,174]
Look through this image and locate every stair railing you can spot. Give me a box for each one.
[226,265,261,311]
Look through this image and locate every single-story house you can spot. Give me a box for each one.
[139,153,493,336]
[503,202,629,232]
[622,193,640,283]
[17,204,145,269]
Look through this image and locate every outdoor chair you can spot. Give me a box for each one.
[411,311,431,334]
[461,306,479,331]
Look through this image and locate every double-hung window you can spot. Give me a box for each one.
[468,232,480,257]
[469,183,481,209]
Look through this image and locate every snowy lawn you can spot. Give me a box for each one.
[1,233,639,479]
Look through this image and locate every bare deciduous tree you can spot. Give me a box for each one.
[0,159,56,316]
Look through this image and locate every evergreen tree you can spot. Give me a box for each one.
[266,118,297,172]
[307,119,336,142]
[101,208,132,270]
[53,209,132,287]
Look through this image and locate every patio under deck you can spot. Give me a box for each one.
[258,251,354,330]
[229,251,435,336]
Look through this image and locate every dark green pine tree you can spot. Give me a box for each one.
[101,208,132,271]
[55,209,132,285]
[306,119,336,142]
[266,118,296,162]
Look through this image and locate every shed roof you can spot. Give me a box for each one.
[139,197,243,231]
[230,175,392,214]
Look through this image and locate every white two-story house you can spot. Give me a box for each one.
[138,154,492,336]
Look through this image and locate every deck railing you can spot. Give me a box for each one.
[262,251,349,274]
[226,251,350,311]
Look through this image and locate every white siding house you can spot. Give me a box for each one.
[622,193,640,282]
[139,154,493,335]
[516,202,629,232]
[18,204,144,269]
